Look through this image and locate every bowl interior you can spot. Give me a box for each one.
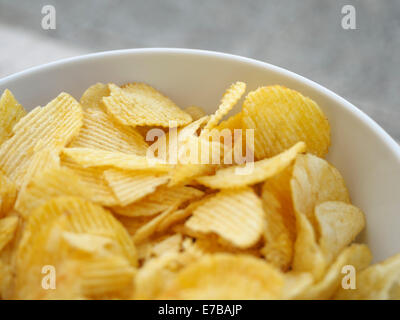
[1,49,399,262]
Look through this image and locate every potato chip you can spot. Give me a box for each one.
[80,254,136,297]
[0,216,19,253]
[215,112,243,132]
[15,167,93,217]
[79,82,110,110]
[260,183,293,271]
[296,244,371,299]
[61,155,119,206]
[315,201,365,263]
[292,212,326,280]
[242,85,330,159]
[196,141,305,189]
[138,234,183,261]
[103,83,192,127]
[0,171,17,218]
[69,108,148,155]
[0,89,26,146]
[185,188,265,248]
[334,253,400,300]
[117,216,155,237]
[161,253,284,299]
[291,153,350,229]
[262,165,296,239]
[111,186,204,217]
[18,147,60,190]
[0,93,83,186]
[202,82,246,131]
[282,272,314,299]
[104,169,169,206]
[132,197,208,244]
[184,106,206,121]
[14,196,136,299]
[134,252,181,299]
[63,147,172,172]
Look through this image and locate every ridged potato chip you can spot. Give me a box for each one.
[18,147,60,190]
[185,188,265,248]
[104,169,169,206]
[292,212,326,279]
[291,153,350,229]
[334,253,400,300]
[0,93,83,186]
[14,196,136,299]
[14,167,93,217]
[161,254,284,299]
[262,166,296,239]
[295,244,371,299]
[0,216,19,253]
[80,254,136,298]
[63,147,171,172]
[215,111,243,132]
[242,85,330,159]
[112,186,204,217]
[61,155,119,206]
[0,171,17,218]
[103,83,192,127]
[184,106,206,121]
[202,82,246,131]
[261,183,293,271]
[315,201,365,263]
[0,89,26,145]
[79,82,110,110]
[69,108,148,155]
[196,141,305,189]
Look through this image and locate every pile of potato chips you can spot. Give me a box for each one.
[0,81,399,300]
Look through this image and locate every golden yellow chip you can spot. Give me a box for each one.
[0,216,19,253]
[315,201,365,263]
[261,183,293,271]
[296,244,371,299]
[0,93,83,186]
[215,111,243,132]
[14,196,136,299]
[18,147,60,190]
[69,108,148,155]
[0,89,26,146]
[61,155,119,206]
[196,141,305,188]
[79,254,136,298]
[282,272,314,299]
[184,106,206,121]
[334,253,400,300]
[112,186,204,217]
[103,83,192,127]
[63,147,172,172]
[242,85,330,159]
[79,82,110,110]
[14,167,93,217]
[185,188,265,248]
[134,252,181,299]
[161,253,284,299]
[104,169,169,206]
[0,171,17,218]
[262,165,296,239]
[202,82,246,131]
[291,153,350,229]
[292,212,326,280]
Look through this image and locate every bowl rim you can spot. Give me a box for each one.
[1,47,399,160]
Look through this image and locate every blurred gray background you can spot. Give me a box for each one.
[0,0,399,141]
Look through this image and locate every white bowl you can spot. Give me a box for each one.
[1,48,399,263]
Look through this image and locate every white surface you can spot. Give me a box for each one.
[0,48,399,262]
